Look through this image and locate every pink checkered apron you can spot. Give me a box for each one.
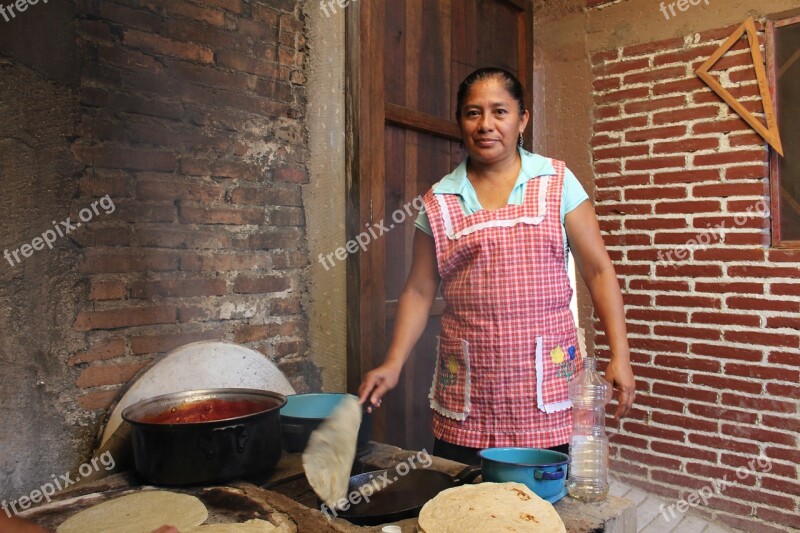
[424,158,582,449]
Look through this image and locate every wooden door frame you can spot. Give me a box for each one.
[345,0,535,442]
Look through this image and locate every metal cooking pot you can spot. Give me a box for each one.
[478,447,569,503]
[122,388,286,486]
[280,393,371,453]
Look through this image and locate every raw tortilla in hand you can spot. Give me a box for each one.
[302,395,362,509]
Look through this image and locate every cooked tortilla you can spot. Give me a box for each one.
[302,395,362,509]
[56,490,208,533]
[418,482,566,533]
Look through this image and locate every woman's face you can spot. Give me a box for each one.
[458,77,529,166]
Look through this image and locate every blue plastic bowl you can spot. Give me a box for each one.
[478,447,569,503]
[281,393,354,418]
[280,393,371,452]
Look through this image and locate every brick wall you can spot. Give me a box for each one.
[591,23,799,532]
[70,0,317,412]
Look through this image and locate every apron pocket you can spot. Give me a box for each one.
[534,332,582,414]
[428,336,471,421]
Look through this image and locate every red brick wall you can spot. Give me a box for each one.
[69,0,316,411]
[591,23,799,532]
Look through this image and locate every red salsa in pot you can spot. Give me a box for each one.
[141,398,275,424]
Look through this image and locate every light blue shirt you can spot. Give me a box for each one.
[415,148,589,259]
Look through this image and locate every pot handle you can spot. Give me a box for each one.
[197,424,249,458]
[534,468,565,481]
[452,464,482,485]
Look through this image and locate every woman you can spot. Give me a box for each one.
[358,67,635,465]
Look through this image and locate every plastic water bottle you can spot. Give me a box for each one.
[567,356,612,502]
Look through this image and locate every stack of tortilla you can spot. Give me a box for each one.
[418,482,566,533]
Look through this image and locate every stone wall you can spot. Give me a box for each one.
[0,0,316,505]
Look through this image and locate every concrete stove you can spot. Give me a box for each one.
[20,442,635,532]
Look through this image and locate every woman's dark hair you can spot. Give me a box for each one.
[456,67,526,120]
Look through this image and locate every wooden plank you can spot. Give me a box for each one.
[451,0,478,83]
[482,1,520,71]
[416,0,451,118]
[449,0,470,168]
[384,0,407,106]
[767,19,781,246]
[405,0,422,113]
[383,127,407,301]
[521,0,534,148]
[398,0,422,450]
[441,0,454,123]
[385,103,462,141]
[345,0,388,440]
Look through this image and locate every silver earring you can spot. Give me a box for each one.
[518,134,523,147]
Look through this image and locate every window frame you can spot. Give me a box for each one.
[767,13,800,248]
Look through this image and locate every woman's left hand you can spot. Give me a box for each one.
[604,357,635,420]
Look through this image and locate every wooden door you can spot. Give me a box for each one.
[347,0,534,451]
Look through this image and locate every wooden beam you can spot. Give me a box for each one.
[384,103,461,142]
[345,0,387,408]
[520,0,534,149]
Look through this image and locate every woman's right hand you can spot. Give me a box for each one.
[358,362,402,413]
